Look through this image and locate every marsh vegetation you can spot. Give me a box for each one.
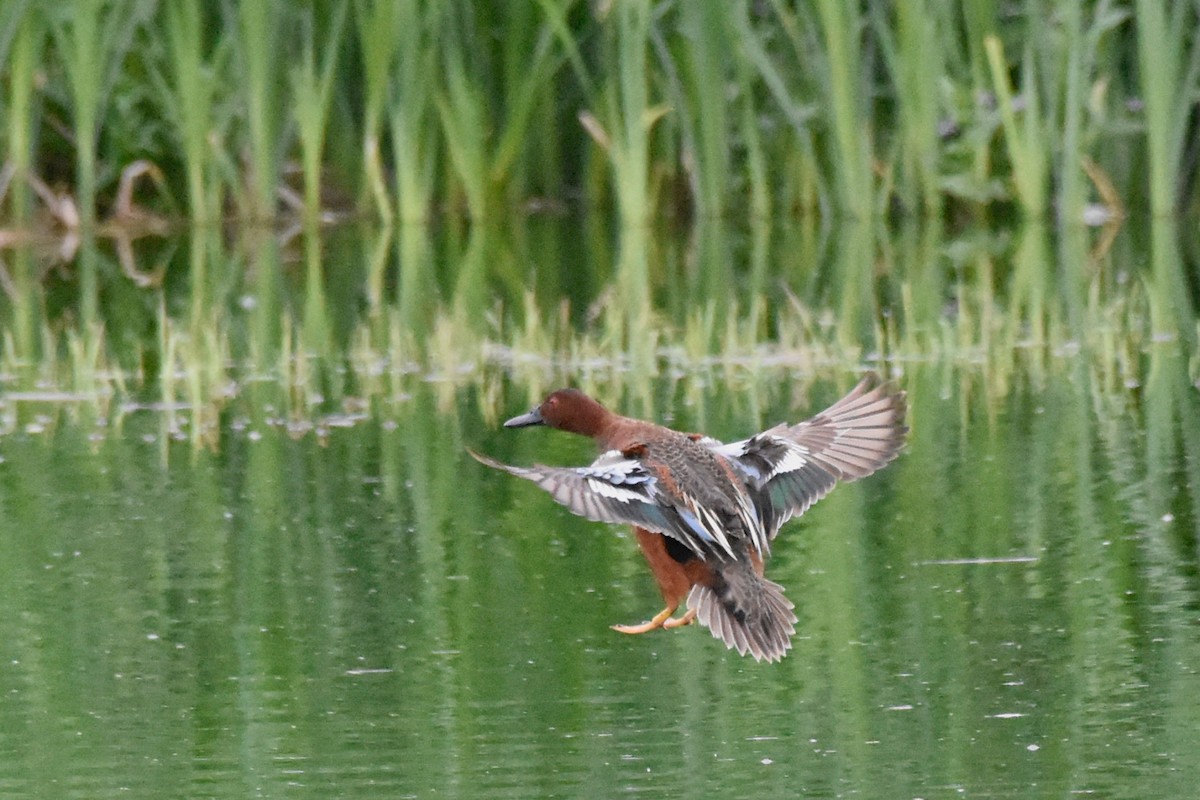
[1,3,1199,797]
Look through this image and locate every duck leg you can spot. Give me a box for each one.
[612,528,702,634]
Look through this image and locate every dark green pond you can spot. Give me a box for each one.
[2,358,1198,798]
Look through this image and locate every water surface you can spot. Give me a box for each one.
[2,362,1198,798]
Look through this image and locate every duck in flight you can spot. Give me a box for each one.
[470,373,907,662]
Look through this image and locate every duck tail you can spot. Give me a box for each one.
[687,561,797,663]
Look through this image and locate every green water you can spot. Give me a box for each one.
[1,360,1198,798]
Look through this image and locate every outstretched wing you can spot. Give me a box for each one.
[469,449,737,559]
[705,373,907,539]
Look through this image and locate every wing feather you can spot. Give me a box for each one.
[470,449,729,558]
[701,373,907,539]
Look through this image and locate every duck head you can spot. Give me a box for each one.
[504,388,611,438]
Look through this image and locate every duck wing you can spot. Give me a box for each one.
[703,373,907,539]
[469,448,738,560]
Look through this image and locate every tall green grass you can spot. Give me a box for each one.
[291,3,348,225]
[159,0,222,225]
[811,0,872,218]
[2,1,38,225]
[42,0,155,231]
[1,1,1196,228]
[230,0,286,222]
[1134,0,1200,218]
[385,0,437,223]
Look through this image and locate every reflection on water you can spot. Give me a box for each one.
[1,364,1198,798]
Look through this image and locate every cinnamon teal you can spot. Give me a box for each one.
[470,373,907,662]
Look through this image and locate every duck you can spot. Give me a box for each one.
[470,373,907,662]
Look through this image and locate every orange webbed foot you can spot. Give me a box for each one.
[612,605,695,634]
[662,608,696,629]
[611,605,676,634]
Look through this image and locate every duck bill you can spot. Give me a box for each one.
[503,407,544,428]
